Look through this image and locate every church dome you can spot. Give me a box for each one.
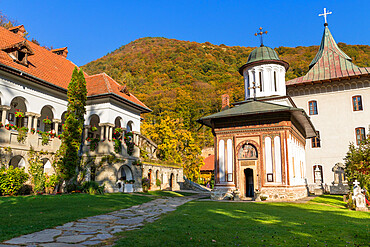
[247,46,280,64]
[239,46,289,75]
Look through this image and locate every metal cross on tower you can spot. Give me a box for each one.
[255,27,268,47]
[248,81,260,100]
[319,8,332,25]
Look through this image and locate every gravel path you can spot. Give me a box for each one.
[1,194,205,246]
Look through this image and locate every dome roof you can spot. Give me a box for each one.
[238,46,289,75]
[247,46,280,64]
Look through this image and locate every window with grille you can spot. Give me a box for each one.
[308,100,318,115]
[355,127,366,145]
[311,131,321,148]
[352,96,363,111]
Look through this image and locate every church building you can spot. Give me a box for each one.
[198,36,316,201]
[287,15,370,194]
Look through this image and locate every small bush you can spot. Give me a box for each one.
[82,181,104,195]
[156,178,161,187]
[0,166,29,196]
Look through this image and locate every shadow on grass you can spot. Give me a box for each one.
[116,200,370,247]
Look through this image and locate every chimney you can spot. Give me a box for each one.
[9,25,26,37]
[51,47,68,58]
[221,94,230,111]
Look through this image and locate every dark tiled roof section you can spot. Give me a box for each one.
[287,26,370,86]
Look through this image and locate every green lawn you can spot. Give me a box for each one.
[0,193,152,242]
[116,195,370,246]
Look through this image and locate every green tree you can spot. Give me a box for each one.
[59,67,87,182]
[142,116,204,181]
[344,131,370,197]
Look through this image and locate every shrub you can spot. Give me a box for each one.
[156,178,161,187]
[44,174,60,194]
[65,183,82,193]
[19,184,33,195]
[82,181,104,195]
[114,138,122,153]
[0,166,29,196]
[17,127,28,143]
[89,138,99,151]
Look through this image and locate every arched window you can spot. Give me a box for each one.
[355,127,366,145]
[273,71,277,92]
[308,100,318,115]
[259,71,263,91]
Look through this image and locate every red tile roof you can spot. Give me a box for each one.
[0,26,150,112]
[201,155,214,171]
[287,26,370,86]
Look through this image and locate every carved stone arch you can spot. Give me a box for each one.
[236,140,260,160]
[344,83,351,90]
[356,81,364,88]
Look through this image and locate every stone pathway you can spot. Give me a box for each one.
[2,194,205,247]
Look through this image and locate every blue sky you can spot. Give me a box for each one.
[1,0,369,66]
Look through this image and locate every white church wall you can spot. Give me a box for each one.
[289,80,370,187]
[218,139,225,182]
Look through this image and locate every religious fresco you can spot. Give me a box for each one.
[238,144,258,160]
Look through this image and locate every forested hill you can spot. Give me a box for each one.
[82,37,370,146]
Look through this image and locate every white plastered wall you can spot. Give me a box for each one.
[289,80,370,186]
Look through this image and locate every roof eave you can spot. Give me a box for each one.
[88,93,152,113]
[239,59,289,76]
[0,62,67,93]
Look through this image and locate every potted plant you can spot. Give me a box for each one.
[132,159,142,166]
[42,117,52,124]
[114,138,122,153]
[90,126,98,132]
[15,110,25,118]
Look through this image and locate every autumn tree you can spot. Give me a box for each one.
[58,67,87,182]
[141,116,204,181]
[0,11,16,28]
[344,130,370,197]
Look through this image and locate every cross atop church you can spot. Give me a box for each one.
[248,81,260,100]
[319,8,332,25]
[255,27,268,47]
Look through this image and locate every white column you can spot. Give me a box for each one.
[53,119,61,135]
[26,114,33,133]
[100,125,105,141]
[0,106,10,124]
[108,126,113,140]
[84,125,90,144]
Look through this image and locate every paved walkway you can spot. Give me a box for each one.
[1,194,205,247]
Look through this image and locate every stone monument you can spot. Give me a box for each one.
[329,163,349,194]
[352,180,368,212]
[314,166,324,195]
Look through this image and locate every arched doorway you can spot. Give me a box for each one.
[169,173,174,190]
[9,155,26,169]
[148,169,152,189]
[118,165,133,192]
[244,168,254,197]
[237,142,258,198]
